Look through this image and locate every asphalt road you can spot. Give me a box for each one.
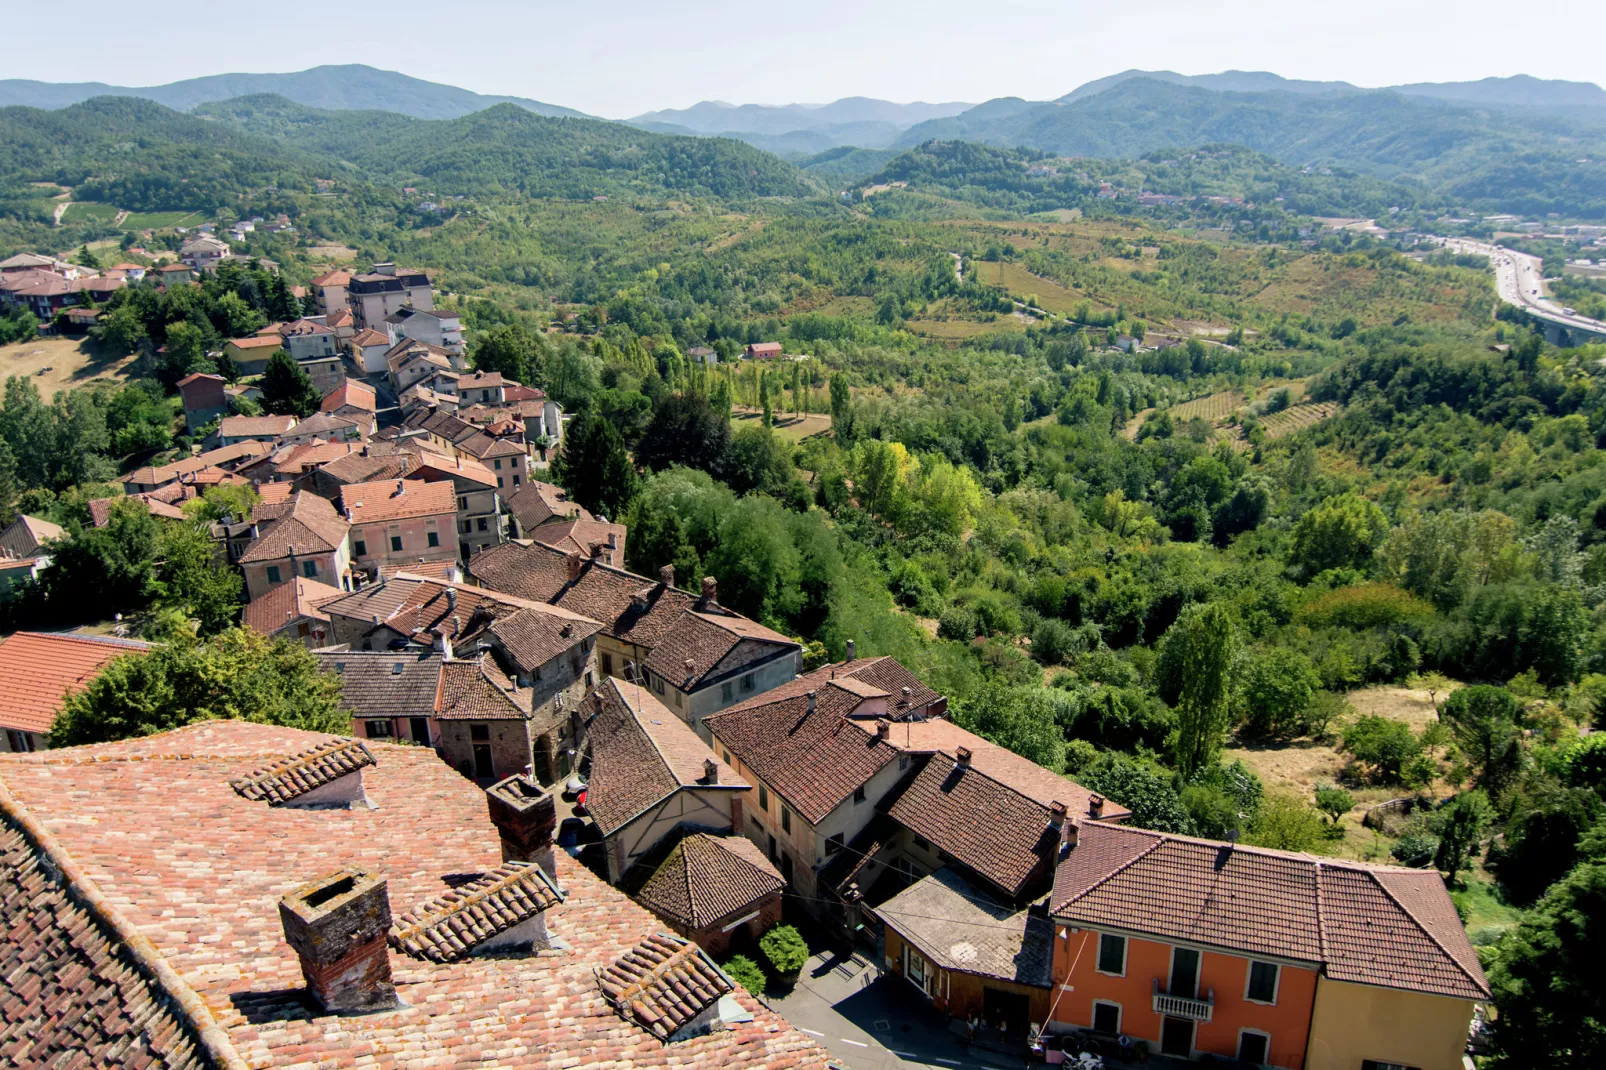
[1441,237,1606,336]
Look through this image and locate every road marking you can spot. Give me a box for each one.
[890,1051,918,1058]
[840,1038,869,1048]
[934,1060,962,1065]
[798,1028,825,1037]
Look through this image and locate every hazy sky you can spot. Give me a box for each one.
[8,0,1604,117]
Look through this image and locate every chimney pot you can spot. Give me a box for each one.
[807,690,817,714]
[875,719,889,739]
[485,774,558,879]
[658,564,675,587]
[700,575,717,603]
[566,551,583,581]
[1088,794,1105,818]
[1049,800,1069,829]
[845,639,856,661]
[447,588,458,612]
[278,868,397,1013]
[703,758,719,784]
[955,746,973,769]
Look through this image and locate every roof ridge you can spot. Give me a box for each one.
[613,681,683,790]
[0,777,250,1070]
[1342,864,1489,996]
[1060,826,1165,909]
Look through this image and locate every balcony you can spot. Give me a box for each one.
[1152,980,1213,1022]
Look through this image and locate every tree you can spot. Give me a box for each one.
[1244,793,1328,852]
[1441,685,1524,795]
[1288,493,1388,578]
[94,305,147,355]
[1342,715,1423,784]
[1238,648,1321,739]
[1168,603,1236,777]
[952,685,1072,771]
[723,425,793,497]
[51,628,346,747]
[35,499,162,622]
[158,321,208,387]
[472,322,542,384]
[829,372,853,444]
[636,393,731,477]
[1488,862,1606,1067]
[723,954,767,995]
[259,350,320,417]
[1078,752,1194,833]
[1430,790,1492,884]
[1490,781,1603,904]
[1314,786,1354,825]
[154,519,243,635]
[552,409,638,520]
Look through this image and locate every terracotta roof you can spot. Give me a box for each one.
[224,334,286,350]
[326,307,355,328]
[486,604,603,674]
[350,327,389,347]
[0,514,65,558]
[0,721,827,1068]
[389,861,564,962]
[875,867,1054,987]
[1050,821,1490,1001]
[457,432,528,460]
[281,413,363,441]
[459,371,512,390]
[176,371,224,388]
[280,318,332,337]
[339,478,456,524]
[641,610,798,693]
[585,680,745,836]
[529,517,626,557]
[241,577,346,636]
[504,384,547,403]
[320,379,376,413]
[228,738,376,806]
[508,481,592,529]
[123,441,271,487]
[0,632,150,736]
[237,491,350,563]
[311,269,351,286]
[312,449,416,489]
[219,415,296,439]
[268,440,361,476]
[315,651,443,721]
[255,481,294,507]
[598,933,734,1041]
[409,452,498,488]
[377,559,459,582]
[636,834,784,931]
[436,656,531,721]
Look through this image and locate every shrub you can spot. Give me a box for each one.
[723,954,767,995]
[1302,690,1352,739]
[1298,583,1435,630]
[1342,715,1423,784]
[1314,786,1355,824]
[1238,648,1321,739]
[1031,617,1077,666]
[759,924,810,976]
[1392,828,1440,867]
[1243,793,1329,852]
[937,606,977,641]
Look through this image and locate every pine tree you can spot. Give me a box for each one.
[260,351,321,417]
[553,409,638,519]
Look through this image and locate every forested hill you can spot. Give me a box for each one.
[894,79,1606,217]
[193,95,822,201]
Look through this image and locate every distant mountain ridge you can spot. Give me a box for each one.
[0,64,585,120]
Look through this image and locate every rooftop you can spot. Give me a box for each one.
[314,650,444,721]
[320,380,377,413]
[0,632,150,736]
[237,492,350,564]
[876,867,1054,987]
[0,721,827,1067]
[339,479,457,524]
[241,577,346,636]
[636,834,784,932]
[220,414,297,438]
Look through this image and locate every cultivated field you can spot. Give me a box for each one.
[0,336,138,395]
[121,210,205,230]
[59,202,119,224]
[1259,401,1340,438]
[970,260,1090,315]
[731,407,833,443]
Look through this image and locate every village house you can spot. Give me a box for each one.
[584,678,749,883]
[156,261,195,287]
[176,372,229,433]
[179,234,230,271]
[315,649,443,746]
[320,573,604,783]
[0,514,64,562]
[745,341,783,360]
[0,721,829,1068]
[635,833,785,959]
[222,333,286,376]
[458,370,512,406]
[348,262,435,328]
[1044,820,1490,1070]
[507,479,591,535]
[348,326,393,374]
[386,338,460,393]
[238,490,353,600]
[241,576,347,646]
[279,317,340,362]
[218,413,297,447]
[0,631,150,753]
[407,452,506,559]
[121,440,271,494]
[339,478,458,574]
[279,412,366,446]
[247,441,363,485]
[319,378,378,432]
[309,267,351,315]
[387,305,464,354]
[528,516,626,565]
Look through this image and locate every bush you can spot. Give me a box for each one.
[1243,793,1329,852]
[1303,690,1352,739]
[1031,617,1077,666]
[1392,828,1440,867]
[759,924,810,976]
[938,606,977,641]
[1238,648,1321,739]
[1298,583,1435,630]
[722,954,767,995]
[1342,715,1423,784]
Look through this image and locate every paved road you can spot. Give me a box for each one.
[1441,237,1606,337]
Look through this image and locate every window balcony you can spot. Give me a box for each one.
[1152,981,1213,1022]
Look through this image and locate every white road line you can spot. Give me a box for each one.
[890,1052,918,1058]
[840,1038,870,1048]
[934,1059,962,1065]
[798,1028,825,1037]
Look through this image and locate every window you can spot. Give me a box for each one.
[585,671,594,688]
[296,622,310,637]
[497,477,505,488]
[750,815,763,832]
[512,475,520,486]
[1091,1002,1121,1036]
[493,459,503,470]
[1246,961,1279,1004]
[601,653,613,675]
[265,565,281,585]
[741,673,755,693]
[354,539,367,556]
[457,496,467,511]
[476,517,488,532]
[653,674,665,695]
[825,832,844,855]
[781,806,791,833]
[302,559,317,578]
[723,750,732,766]
[1238,1032,1269,1066]
[469,723,490,742]
[721,681,733,701]
[390,535,403,552]
[427,531,440,548]
[459,520,471,534]
[853,785,866,804]
[365,720,393,738]
[1097,933,1127,976]
[7,729,37,753]
[674,690,683,707]
[758,785,768,811]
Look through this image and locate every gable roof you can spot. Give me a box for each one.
[0,632,150,736]
[339,479,456,524]
[598,933,734,1041]
[0,721,826,1068]
[507,480,592,530]
[529,517,626,558]
[224,334,286,351]
[0,514,65,558]
[1050,821,1490,1001]
[585,680,745,836]
[641,611,798,693]
[237,491,350,563]
[220,414,296,439]
[435,657,530,721]
[636,834,784,932]
[876,867,1054,987]
[315,650,444,721]
[320,379,377,413]
[350,327,389,347]
[241,577,346,636]
[122,440,270,487]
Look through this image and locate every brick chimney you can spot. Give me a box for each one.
[702,758,719,784]
[1048,799,1068,830]
[1088,794,1105,819]
[700,576,717,606]
[875,719,890,740]
[278,868,397,1013]
[565,551,584,581]
[486,773,558,879]
[658,564,674,588]
[955,746,972,770]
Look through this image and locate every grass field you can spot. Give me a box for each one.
[731,407,832,443]
[59,202,119,224]
[904,318,1006,340]
[0,336,138,395]
[121,210,204,230]
[970,260,1091,315]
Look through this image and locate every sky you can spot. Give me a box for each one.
[7,0,1605,118]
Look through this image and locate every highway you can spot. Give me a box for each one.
[1441,237,1606,338]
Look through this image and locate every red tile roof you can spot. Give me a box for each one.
[598,933,734,1041]
[229,738,376,805]
[240,577,346,636]
[220,414,296,439]
[0,632,150,736]
[339,478,456,524]
[636,834,784,931]
[529,517,627,557]
[0,721,828,1067]
[1050,821,1490,1001]
[350,327,389,347]
[319,379,377,413]
[507,481,592,530]
[642,610,798,693]
[389,860,564,963]
[311,269,351,286]
[224,334,286,350]
[237,491,350,563]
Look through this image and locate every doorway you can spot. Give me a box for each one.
[1161,1016,1194,1058]
[409,718,431,745]
[472,743,494,781]
[1170,947,1201,999]
[982,987,1030,1036]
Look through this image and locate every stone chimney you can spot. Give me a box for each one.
[1088,794,1105,819]
[566,551,584,581]
[875,719,890,740]
[446,588,458,613]
[278,868,397,1013]
[700,576,717,606]
[486,774,558,879]
[1048,800,1068,830]
[845,639,856,661]
[658,564,674,588]
[702,758,719,785]
[955,746,972,770]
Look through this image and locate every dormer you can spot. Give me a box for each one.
[230,739,377,809]
[389,861,565,962]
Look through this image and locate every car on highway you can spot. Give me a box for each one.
[1564,307,1577,315]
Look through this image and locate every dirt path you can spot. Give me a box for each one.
[52,201,69,226]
